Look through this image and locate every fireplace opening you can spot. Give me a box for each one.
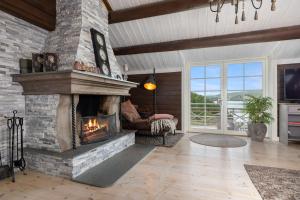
[77,95,118,145]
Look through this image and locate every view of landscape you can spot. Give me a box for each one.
[190,62,263,132]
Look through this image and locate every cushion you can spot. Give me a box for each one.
[121,100,141,122]
[149,114,174,122]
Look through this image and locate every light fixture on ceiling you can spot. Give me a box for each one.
[209,0,277,24]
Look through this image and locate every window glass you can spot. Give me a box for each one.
[191,66,205,79]
[227,63,243,77]
[244,62,263,76]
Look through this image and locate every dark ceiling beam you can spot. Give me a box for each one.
[113,25,300,55]
[0,0,56,31]
[109,0,215,24]
[102,0,113,12]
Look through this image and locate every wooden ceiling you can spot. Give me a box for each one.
[114,25,300,55]
[1,0,300,60]
[109,0,214,24]
[0,0,56,31]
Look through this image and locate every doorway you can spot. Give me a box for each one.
[189,59,265,135]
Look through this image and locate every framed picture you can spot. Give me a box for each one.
[44,53,58,72]
[32,53,44,73]
[90,28,111,77]
[19,59,32,74]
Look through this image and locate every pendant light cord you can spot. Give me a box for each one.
[251,0,263,9]
[210,0,225,12]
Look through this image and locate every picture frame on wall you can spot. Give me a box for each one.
[90,28,111,77]
[44,53,58,72]
[32,53,44,73]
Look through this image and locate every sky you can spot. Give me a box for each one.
[191,62,263,93]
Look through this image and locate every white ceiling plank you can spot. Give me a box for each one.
[109,0,300,74]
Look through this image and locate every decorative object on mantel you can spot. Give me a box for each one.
[32,53,58,73]
[44,53,58,72]
[112,72,122,80]
[19,59,32,74]
[32,53,44,72]
[209,0,277,24]
[123,64,129,81]
[90,28,111,77]
[73,61,98,73]
[5,110,26,182]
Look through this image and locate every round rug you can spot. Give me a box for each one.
[189,133,247,148]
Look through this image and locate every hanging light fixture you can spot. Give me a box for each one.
[144,68,157,114]
[144,68,157,91]
[209,0,276,24]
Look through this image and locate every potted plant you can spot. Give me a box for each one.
[245,95,273,142]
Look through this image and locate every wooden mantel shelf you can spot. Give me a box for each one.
[12,70,139,96]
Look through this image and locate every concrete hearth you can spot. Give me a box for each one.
[24,131,135,178]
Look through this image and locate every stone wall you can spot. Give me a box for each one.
[44,0,122,78]
[78,0,122,78]
[25,95,62,152]
[1,0,125,157]
[0,11,48,164]
[43,0,82,71]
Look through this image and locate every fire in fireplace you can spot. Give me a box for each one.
[81,116,109,144]
[83,118,108,134]
[77,95,119,145]
[80,114,117,144]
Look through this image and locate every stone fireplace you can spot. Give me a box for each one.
[9,0,139,178]
[13,71,138,152]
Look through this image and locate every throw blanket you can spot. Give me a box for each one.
[149,114,174,122]
[151,119,176,135]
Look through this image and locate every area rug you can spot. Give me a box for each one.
[244,165,300,200]
[73,144,155,187]
[135,133,184,147]
[189,133,247,148]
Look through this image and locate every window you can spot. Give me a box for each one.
[189,60,265,134]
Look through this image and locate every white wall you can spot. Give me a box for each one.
[269,58,300,141]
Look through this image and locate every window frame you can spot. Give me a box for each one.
[186,57,268,135]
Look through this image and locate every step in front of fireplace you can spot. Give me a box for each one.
[73,144,155,187]
[24,131,136,178]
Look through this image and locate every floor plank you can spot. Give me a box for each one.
[0,134,299,200]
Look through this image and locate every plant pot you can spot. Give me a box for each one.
[251,123,267,142]
[247,122,254,137]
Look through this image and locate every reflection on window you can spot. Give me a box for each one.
[190,65,221,128]
[190,61,264,131]
[226,61,263,132]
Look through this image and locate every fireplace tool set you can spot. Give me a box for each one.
[1,110,26,182]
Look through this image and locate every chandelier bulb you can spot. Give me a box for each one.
[231,0,238,5]
[241,10,246,21]
[216,13,220,23]
[235,15,239,24]
[254,10,258,20]
[271,0,276,11]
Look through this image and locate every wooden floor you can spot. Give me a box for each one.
[0,134,299,200]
